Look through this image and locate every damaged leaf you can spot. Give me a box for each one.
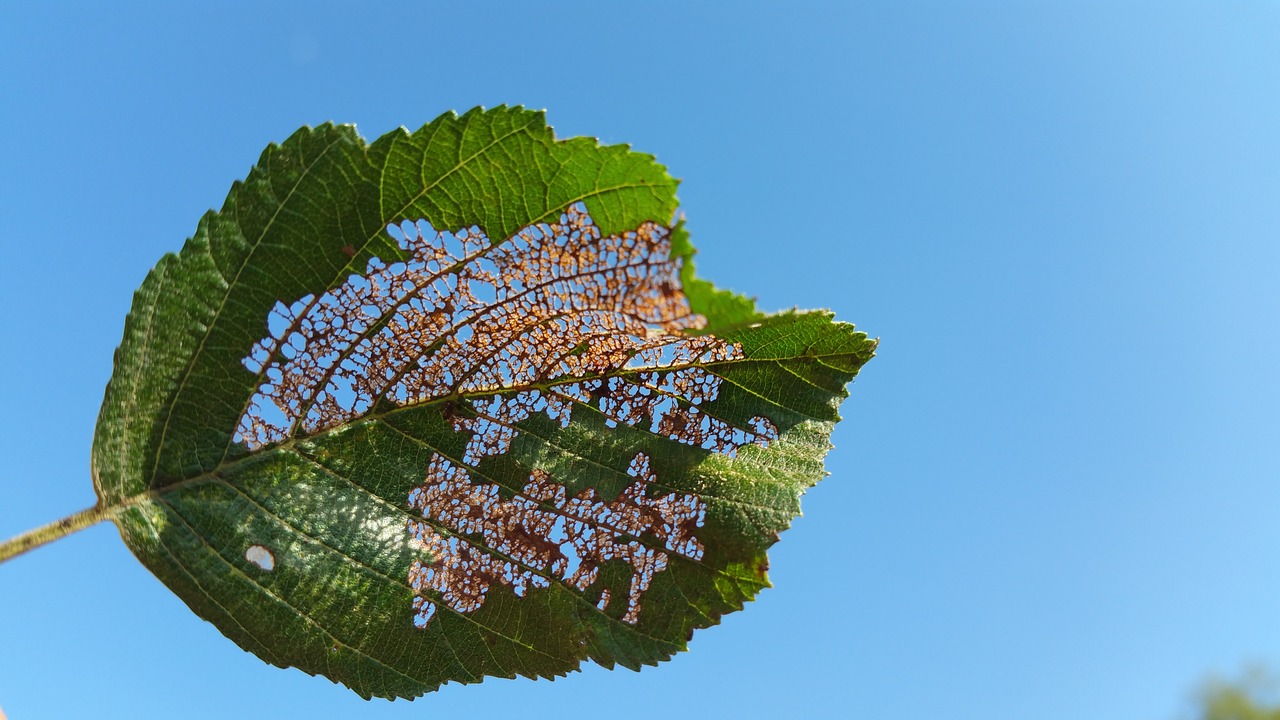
[83,106,876,697]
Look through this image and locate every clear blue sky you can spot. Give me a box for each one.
[2,2,1278,718]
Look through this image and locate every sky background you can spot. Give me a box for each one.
[2,2,1279,718]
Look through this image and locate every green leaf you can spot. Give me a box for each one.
[89,106,876,698]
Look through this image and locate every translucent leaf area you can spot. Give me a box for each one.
[90,107,876,698]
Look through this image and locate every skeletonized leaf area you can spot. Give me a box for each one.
[236,204,748,451]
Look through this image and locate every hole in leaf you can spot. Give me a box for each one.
[245,544,275,571]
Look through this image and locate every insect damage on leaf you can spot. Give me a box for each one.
[407,454,702,626]
[234,203,778,628]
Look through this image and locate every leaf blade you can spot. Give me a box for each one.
[92,107,875,697]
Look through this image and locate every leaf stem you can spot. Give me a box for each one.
[0,503,118,565]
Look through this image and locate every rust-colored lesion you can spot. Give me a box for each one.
[234,204,779,627]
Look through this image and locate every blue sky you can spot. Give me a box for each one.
[2,2,1279,718]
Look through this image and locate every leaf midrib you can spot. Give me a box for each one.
[141,345,855,495]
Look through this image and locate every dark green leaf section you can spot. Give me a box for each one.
[91,107,876,698]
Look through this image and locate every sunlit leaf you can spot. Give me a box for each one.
[89,106,876,697]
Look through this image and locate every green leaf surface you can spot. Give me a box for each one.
[89,106,876,698]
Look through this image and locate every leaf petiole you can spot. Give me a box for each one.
[0,503,120,564]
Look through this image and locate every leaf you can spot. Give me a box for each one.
[90,106,876,698]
